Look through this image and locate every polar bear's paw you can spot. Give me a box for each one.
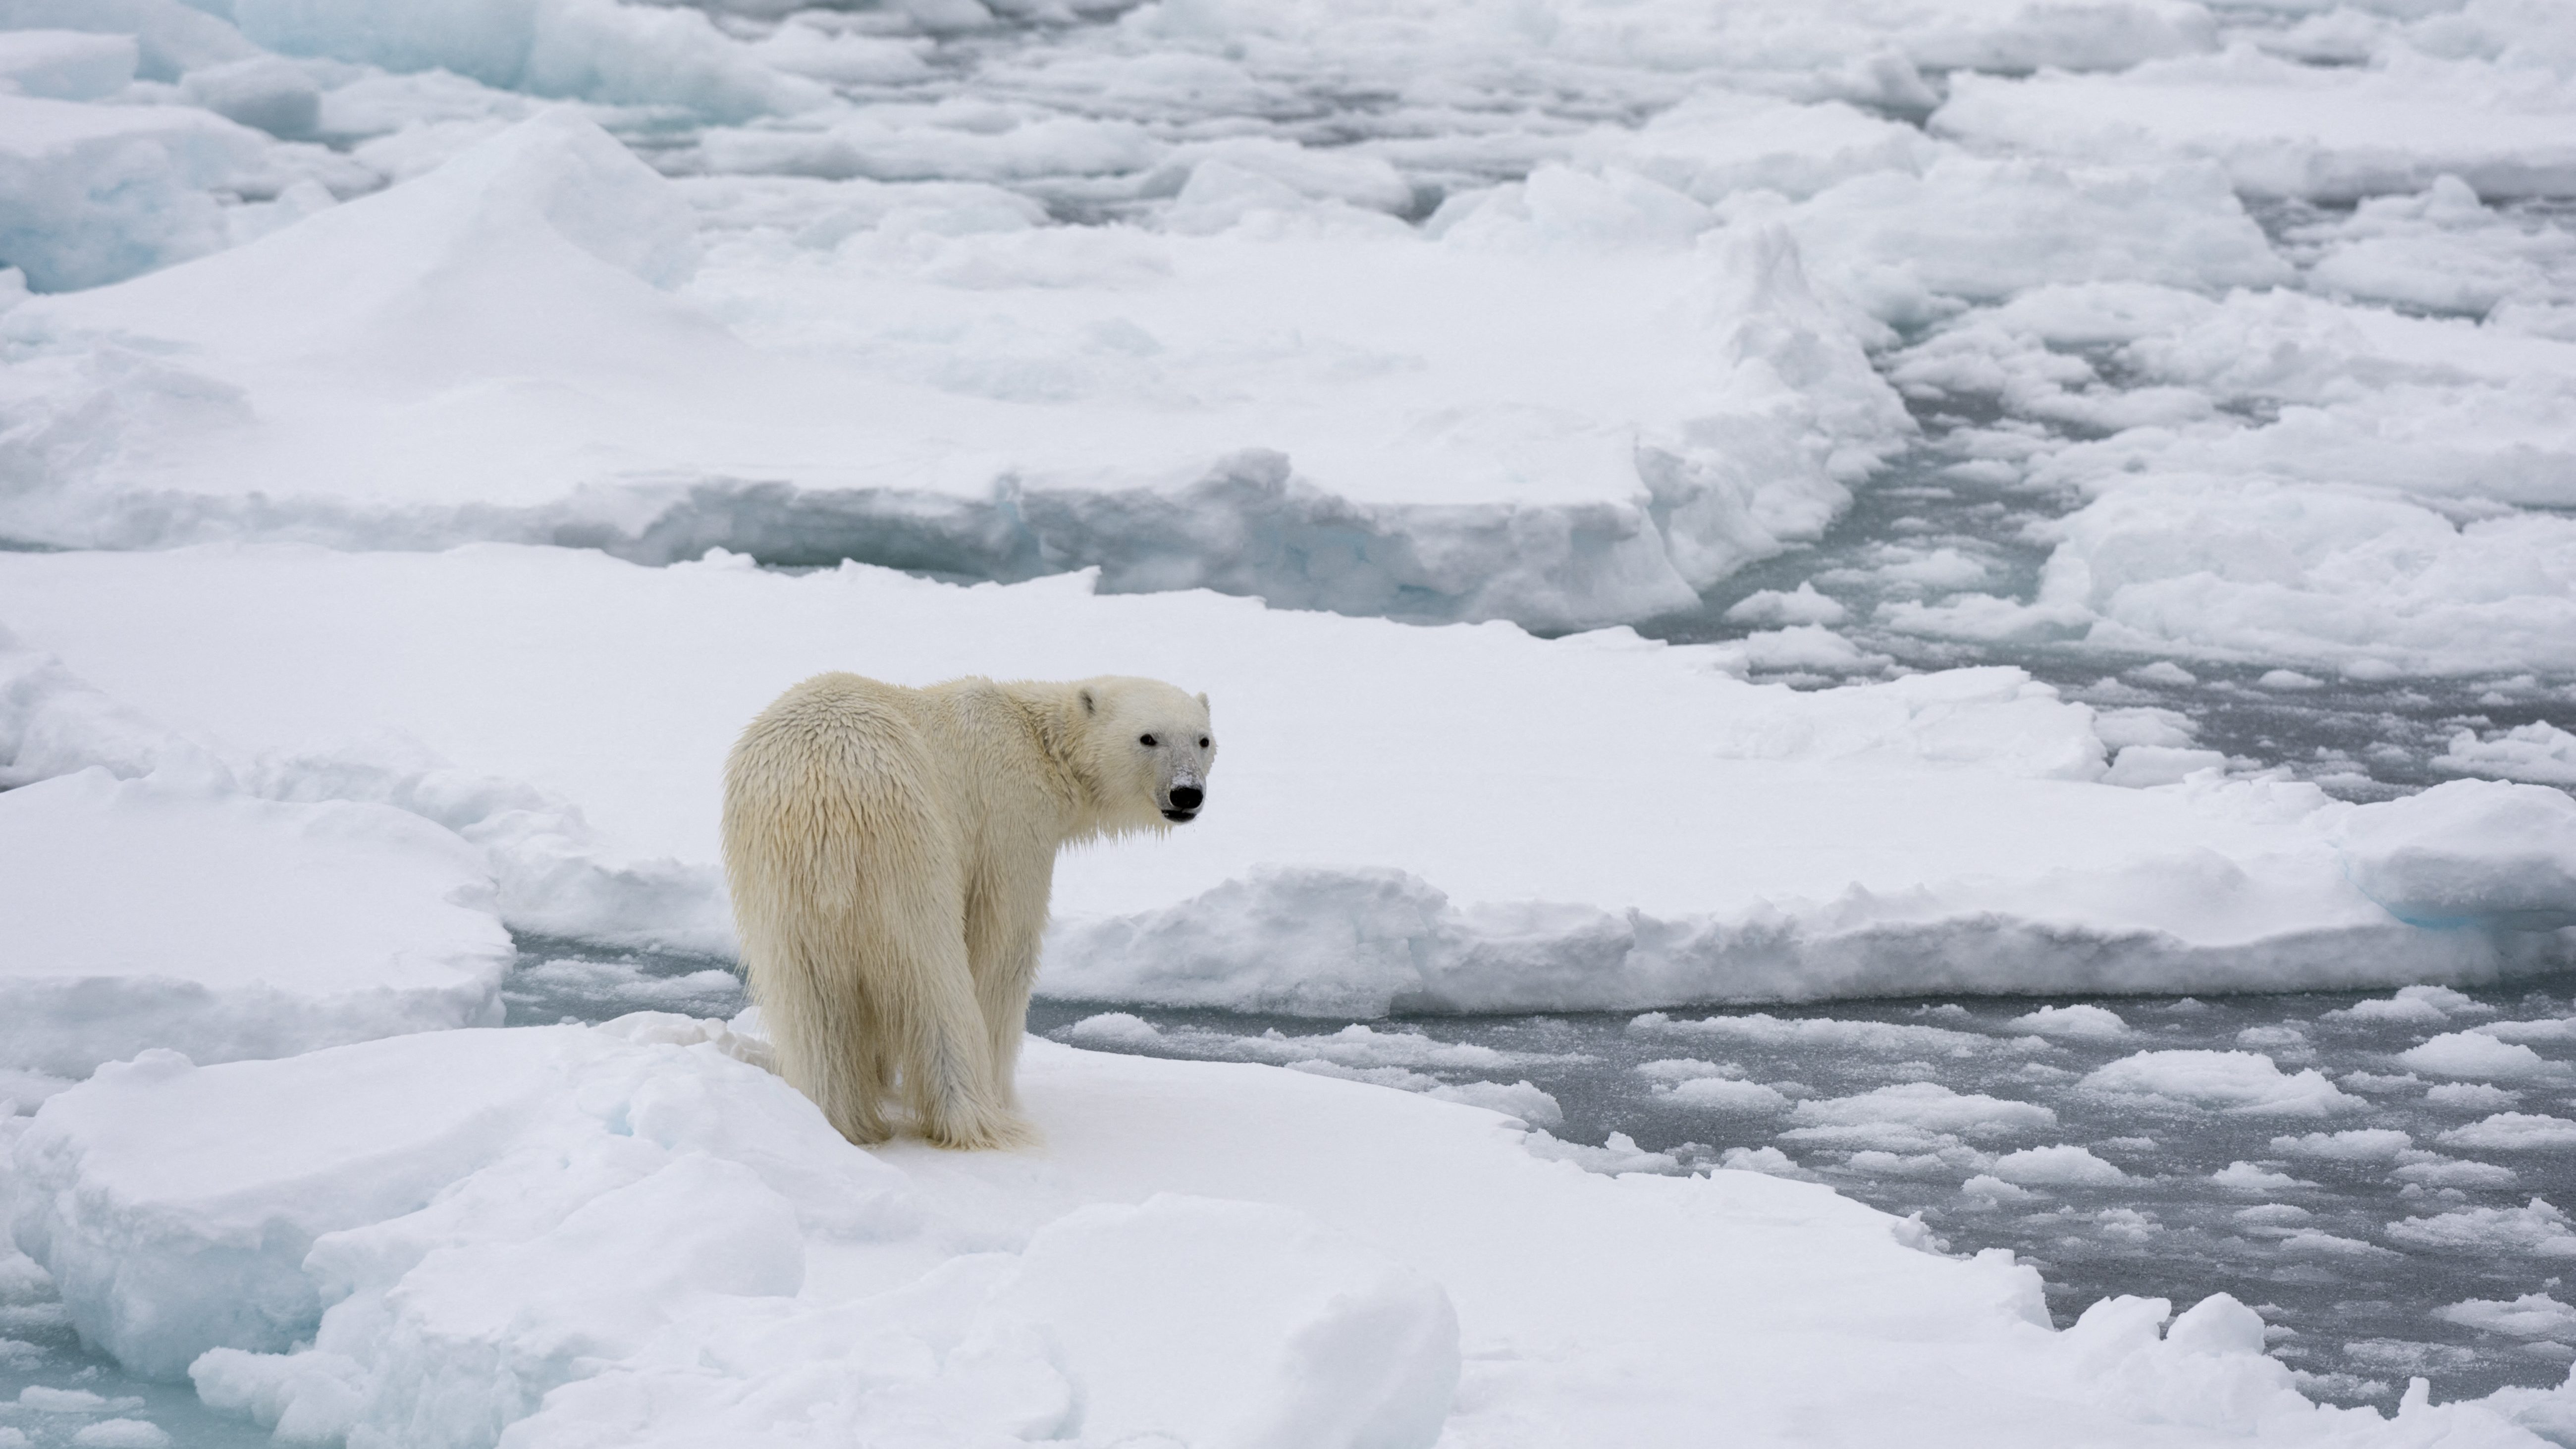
[923,1104,1039,1152]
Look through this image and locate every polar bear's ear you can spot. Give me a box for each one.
[1196,692,1210,712]
[1078,687,1096,716]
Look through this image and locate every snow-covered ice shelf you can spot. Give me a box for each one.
[2,544,2572,1017]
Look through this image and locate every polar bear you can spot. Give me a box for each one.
[722,673,1215,1149]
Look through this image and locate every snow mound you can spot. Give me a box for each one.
[0,767,510,1078]
[16,1019,2564,1448]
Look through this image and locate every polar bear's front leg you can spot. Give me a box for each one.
[965,867,1050,1111]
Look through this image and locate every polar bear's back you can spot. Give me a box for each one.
[722,672,965,920]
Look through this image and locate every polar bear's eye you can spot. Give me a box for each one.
[1198,737,1210,748]
[1139,734,1158,748]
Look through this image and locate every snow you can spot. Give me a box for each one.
[0,767,512,1079]
[14,1013,2573,1449]
[3,544,2569,1019]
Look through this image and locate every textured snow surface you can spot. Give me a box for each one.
[3,544,2572,1018]
[13,1015,2576,1449]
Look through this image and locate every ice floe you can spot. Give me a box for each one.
[2,543,2569,1018]
[13,1013,2574,1449]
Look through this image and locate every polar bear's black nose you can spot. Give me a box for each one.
[1168,786,1204,812]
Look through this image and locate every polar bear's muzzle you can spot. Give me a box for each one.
[1162,785,1204,823]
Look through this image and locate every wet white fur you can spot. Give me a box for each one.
[722,673,1215,1149]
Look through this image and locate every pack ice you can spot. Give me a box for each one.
[4,0,2576,1442]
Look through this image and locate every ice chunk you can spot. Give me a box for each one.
[1790,1083,2056,1136]
[2425,1082,2521,1110]
[226,0,824,119]
[1658,1078,1792,1113]
[2210,1162,2312,1193]
[2437,1114,2576,1151]
[2267,1129,2415,1162]
[2102,745,2228,789]
[179,55,320,138]
[1888,477,2576,676]
[2340,779,2576,929]
[2393,1157,2519,1190]
[0,768,509,1078]
[1572,92,1939,205]
[0,31,138,100]
[2329,985,2488,1025]
[2437,1294,2576,1341]
[2399,1031,2562,1081]
[12,1023,915,1381]
[0,0,259,80]
[1779,155,2288,326]
[1934,50,2576,202]
[2081,1051,2366,1117]
[2385,1199,2576,1258]
[1724,581,1849,628]
[0,94,269,289]
[2008,1004,2130,1038]
[1988,1145,2128,1186]
[2441,721,2576,787]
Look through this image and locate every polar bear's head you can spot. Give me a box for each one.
[1074,677,1216,831]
